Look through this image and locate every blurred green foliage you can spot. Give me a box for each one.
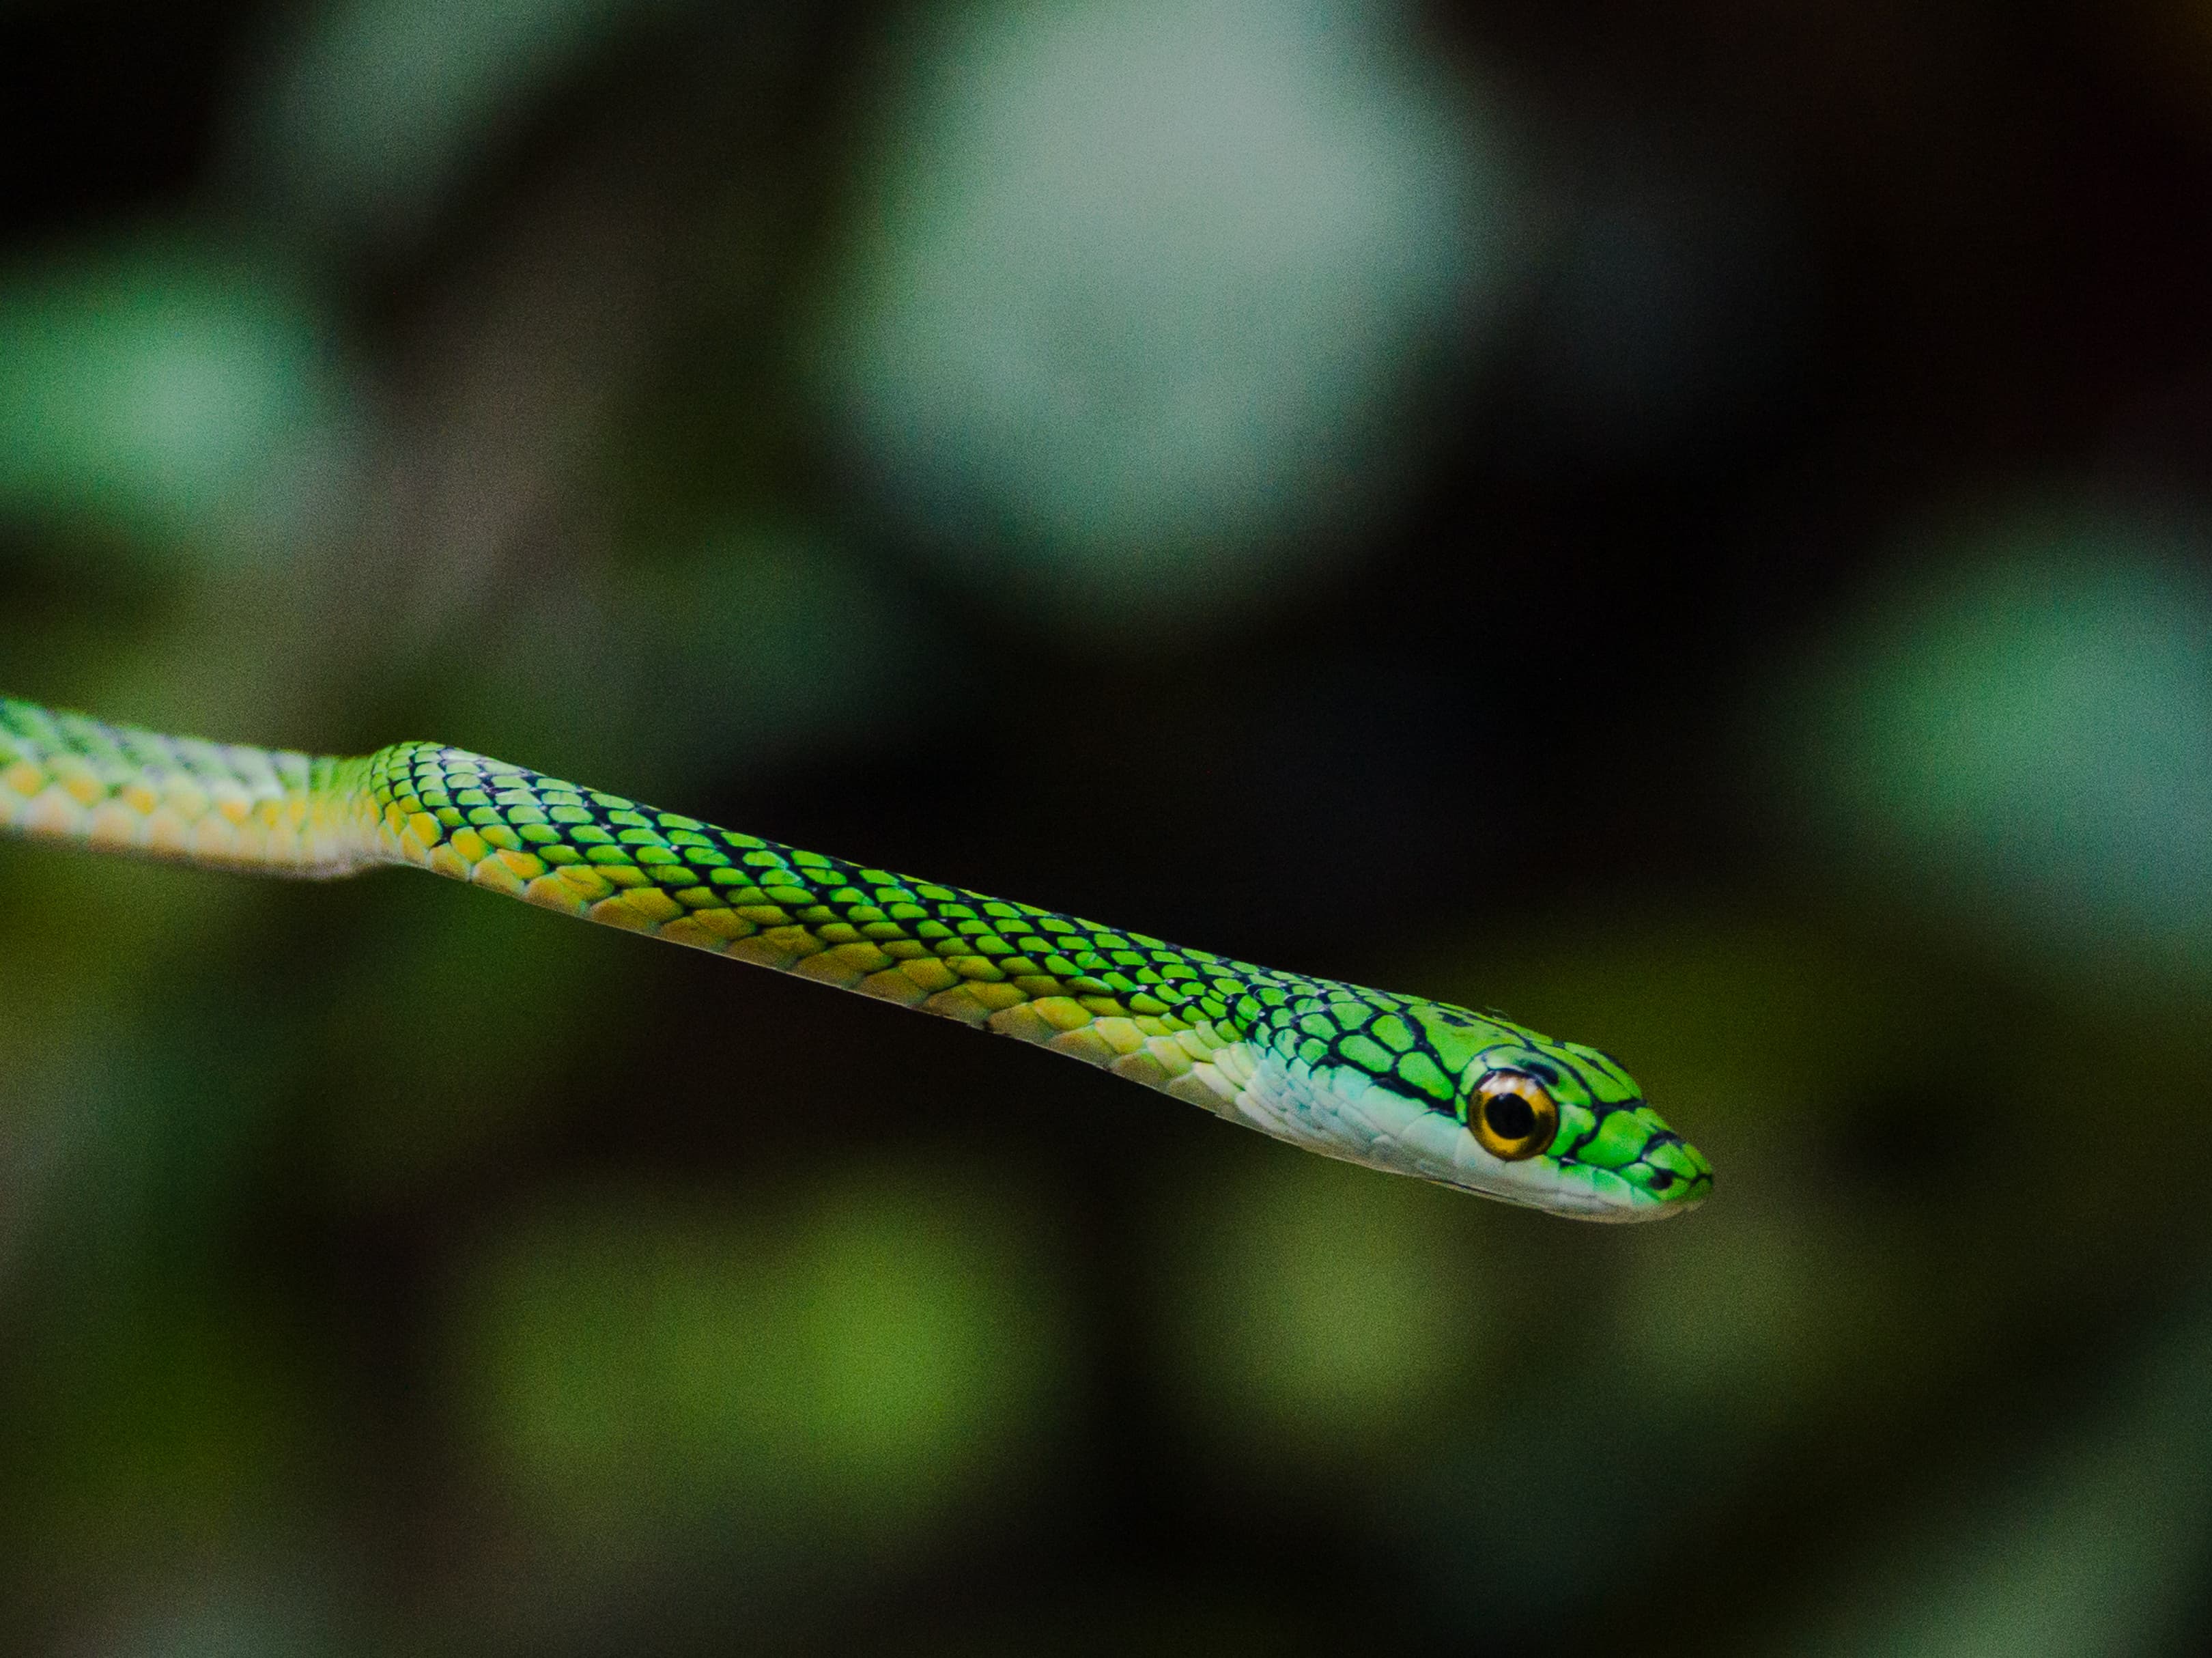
[0,235,344,554]
[6,0,2212,1654]
[1782,502,2212,981]
[453,1168,1068,1554]
[1152,1148,1494,1468]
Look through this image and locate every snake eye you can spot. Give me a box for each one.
[1471,1071,1559,1162]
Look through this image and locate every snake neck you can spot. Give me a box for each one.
[350,740,1323,1116]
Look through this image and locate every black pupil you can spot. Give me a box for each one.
[1484,1092,1537,1141]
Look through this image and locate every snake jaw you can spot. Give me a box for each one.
[1213,1050,1699,1220]
[1207,1003,1712,1221]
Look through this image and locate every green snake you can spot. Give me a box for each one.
[0,695,1710,1221]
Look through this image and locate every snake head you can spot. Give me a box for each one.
[1404,1007,1712,1220]
[1230,992,1711,1222]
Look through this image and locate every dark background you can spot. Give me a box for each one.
[5,1,2212,1653]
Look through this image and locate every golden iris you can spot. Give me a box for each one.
[1471,1071,1559,1161]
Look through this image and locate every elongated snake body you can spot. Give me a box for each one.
[0,696,1710,1220]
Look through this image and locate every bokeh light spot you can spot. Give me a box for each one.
[453,1167,1069,1554]
[0,238,348,557]
[1777,502,2212,979]
[821,0,1524,630]
[1152,1148,1487,1468]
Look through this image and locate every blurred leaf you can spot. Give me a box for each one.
[0,234,351,559]
[453,1164,1070,1557]
[1774,501,2212,983]
[820,0,1526,633]
[1150,1145,1495,1470]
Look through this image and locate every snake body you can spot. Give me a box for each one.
[0,695,1710,1220]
